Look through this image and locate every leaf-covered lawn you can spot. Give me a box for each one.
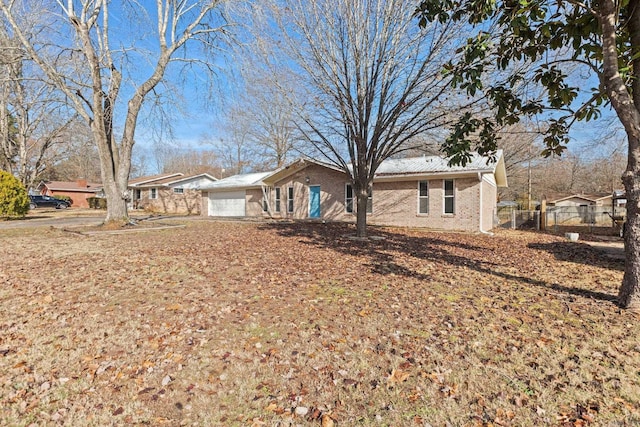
[1,221,638,426]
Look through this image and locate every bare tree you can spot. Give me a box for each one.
[256,0,472,237]
[159,147,223,176]
[49,122,102,182]
[0,22,77,189]
[492,122,544,203]
[239,74,301,168]
[0,0,231,223]
[0,25,18,173]
[222,53,305,169]
[529,148,626,199]
[209,106,255,175]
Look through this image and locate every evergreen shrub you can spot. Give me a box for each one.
[0,170,29,218]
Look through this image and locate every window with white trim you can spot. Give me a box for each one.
[150,188,157,199]
[287,186,294,213]
[443,179,455,214]
[275,188,281,213]
[173,188,184,194]
[345,184,372,213]
[345,184,353,213]
[418,181,429,214]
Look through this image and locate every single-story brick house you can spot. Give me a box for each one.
[200,151,508,232]
[35,179,103,208]
[129,172,217,215]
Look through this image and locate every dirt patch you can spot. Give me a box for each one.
[582,240,625,261]
[0,222,637,426]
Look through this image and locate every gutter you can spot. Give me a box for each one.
[373,169,494,182]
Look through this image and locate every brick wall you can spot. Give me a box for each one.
[264,165,352,221]
[43,190,95,208]
[367,177,482,231]
[246,189,265,217]
[481,177,497,231]
[202,166,499,232]
[138,188,202,214]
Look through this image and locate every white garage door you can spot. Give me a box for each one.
[208,190,246,216]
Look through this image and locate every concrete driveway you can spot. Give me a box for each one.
[0,208,199,230]
[0,208,118,229]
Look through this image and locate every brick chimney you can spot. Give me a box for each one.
[76,179,88,188]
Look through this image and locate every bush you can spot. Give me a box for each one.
[87,197,107,209]
[0,170,29,218]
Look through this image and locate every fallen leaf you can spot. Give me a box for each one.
[161,375,172,386]
[387,368,410,385]
[321,414,335,427]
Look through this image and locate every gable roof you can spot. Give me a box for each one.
[201,151,507,191]
[129,172,218,188]
[162,173,218,186]
[263,158,344,185]
[546,192,612,204]
[373,151,507,186]
[37,180,102,193]
[128,173,183,187]
[200,172,273,191]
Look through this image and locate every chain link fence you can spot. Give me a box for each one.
[495,205,624,235]
[495,208,540,230]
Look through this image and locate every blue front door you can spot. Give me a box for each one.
[309,185,321,218]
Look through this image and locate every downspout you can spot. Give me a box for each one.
[478,172,493,235]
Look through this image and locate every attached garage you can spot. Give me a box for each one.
[201,171,273,218]
[208,190,246,217]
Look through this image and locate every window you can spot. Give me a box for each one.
[444,179,455,214]
[134,189,141,200]
[345,184,353,213]
[275,188,281,213]
[418,181,429,214]
[287,186,294,213]
[345,184,372,213]
[150,188,157,199]
[262,187,272,212]
[173,188,184,194]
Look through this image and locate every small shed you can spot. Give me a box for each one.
[545,193,613,207]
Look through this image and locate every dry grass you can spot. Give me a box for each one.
[0,220,638,426]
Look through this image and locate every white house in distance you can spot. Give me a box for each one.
[200,151,508,232]
[129,172,217,215]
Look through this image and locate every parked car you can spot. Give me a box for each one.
[29,195,71,209]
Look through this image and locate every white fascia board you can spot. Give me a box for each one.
[372,169,495,183]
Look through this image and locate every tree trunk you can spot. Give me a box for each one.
[355,186,368,238]
[619,137,640,310]
[598,0,640,309]
[102,177,129,223]
[93,123,130,224]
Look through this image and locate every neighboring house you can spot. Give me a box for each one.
[129,172,217,215]
[201,152,507,232]
[36,179,102,208]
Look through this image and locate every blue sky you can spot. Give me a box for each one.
[102,0,625,173]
